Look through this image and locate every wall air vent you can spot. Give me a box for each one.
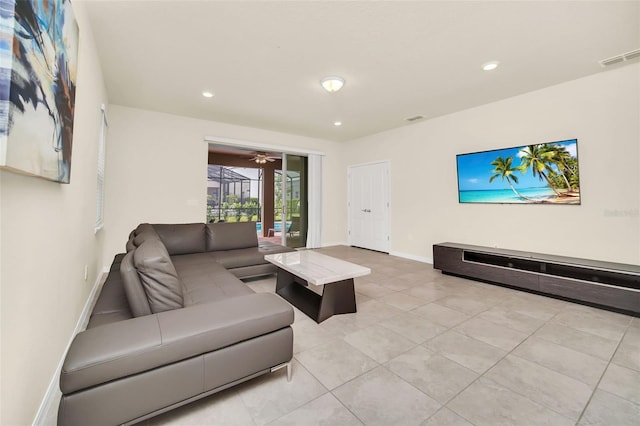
[405,115,424,122]
[624,49,640,61]
[599,48,640,67]
[600,56,624,67]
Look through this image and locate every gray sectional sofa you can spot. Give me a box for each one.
[58,222,295,426]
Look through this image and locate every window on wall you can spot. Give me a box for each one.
[95,104,108,232]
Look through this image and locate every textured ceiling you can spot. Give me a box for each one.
[83,0,640,142]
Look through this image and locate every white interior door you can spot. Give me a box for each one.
[348,161,390,252]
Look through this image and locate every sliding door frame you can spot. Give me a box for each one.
[204,136,324,158]
[204,136,324,248]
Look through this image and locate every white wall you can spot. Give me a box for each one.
[102,106,345,265]
[342,64,640,264]
[0,2,109,424]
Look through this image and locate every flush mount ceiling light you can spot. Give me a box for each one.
[202,91,214,98]
[320,76,345,93]
[482,61,500,71]
[334,121,342,127]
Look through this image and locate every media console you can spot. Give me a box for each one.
[433,242,640,316]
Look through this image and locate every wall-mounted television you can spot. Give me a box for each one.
[456,139,580,204]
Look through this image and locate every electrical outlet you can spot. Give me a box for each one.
[84,265,89,281]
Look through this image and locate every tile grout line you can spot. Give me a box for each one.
[574,318,636,425]
[403,299,509,425]
[437,303,583,425]
[434,306,523,424]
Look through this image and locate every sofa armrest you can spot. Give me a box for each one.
[60,293,294,394]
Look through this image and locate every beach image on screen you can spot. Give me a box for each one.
[457,139,580,204]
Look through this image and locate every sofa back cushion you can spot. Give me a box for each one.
[120,251,152,317]
[131,223,161,249]
[206,222,258,251]
[133,238,184,313]
[134,223,155,235]
[152,223,206,255]
[125,234,136,253]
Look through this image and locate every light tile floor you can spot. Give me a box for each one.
[144,246,640,426]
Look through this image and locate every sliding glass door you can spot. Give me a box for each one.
[207,145,313,248]
[206,165,261,224]
[277,154,308,248]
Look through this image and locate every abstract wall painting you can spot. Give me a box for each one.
[0,0,79,183]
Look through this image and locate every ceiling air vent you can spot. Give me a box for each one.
[405,115,424,122]
[599,48,640,67]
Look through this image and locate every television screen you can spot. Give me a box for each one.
[456,139,580,204]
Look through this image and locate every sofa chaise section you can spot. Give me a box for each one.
[59,295,293,425]
[58,222,295,425]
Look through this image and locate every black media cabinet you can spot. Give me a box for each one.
[433,242,640,316]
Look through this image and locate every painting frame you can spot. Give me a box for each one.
[456,139,581,205]
[0,0,79,183]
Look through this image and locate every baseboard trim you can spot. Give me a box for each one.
[320,240,349,248]
[389,251,433,264]
[32,266,109,426]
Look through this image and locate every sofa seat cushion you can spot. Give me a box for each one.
[87,311,134,329]
[60,293,294,394]
[173,259,254,306]
[209,248,269,270]
[259,241,296,255]
[91,271,130,317]
[88,263,133,329]
[170,252,218,270]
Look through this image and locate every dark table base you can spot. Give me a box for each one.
[275,268,357,323]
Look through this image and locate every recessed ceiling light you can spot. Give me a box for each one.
[334,121,342,126]
[320,76,345,93]
[202,91,214,98]
[482,61,500,71]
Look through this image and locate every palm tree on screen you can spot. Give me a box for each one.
[518,144,562,196]
[489,156,535,201]
[551,145,576,191]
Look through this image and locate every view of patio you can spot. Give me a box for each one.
[207,165,305,247]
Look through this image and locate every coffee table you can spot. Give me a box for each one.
[264,251,371,323]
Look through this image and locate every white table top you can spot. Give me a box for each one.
[264,251,371,285]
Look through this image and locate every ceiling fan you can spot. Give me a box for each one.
[249,152,278,164]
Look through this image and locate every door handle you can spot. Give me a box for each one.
[361,209,371,213]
